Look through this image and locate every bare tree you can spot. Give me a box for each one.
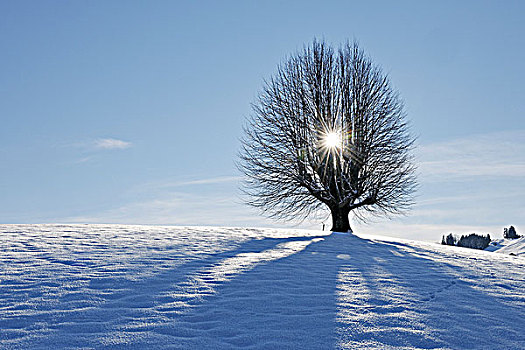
[239,40,417,232]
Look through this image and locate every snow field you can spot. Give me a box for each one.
[0,225,524,349]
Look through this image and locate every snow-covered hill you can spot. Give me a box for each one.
[0,224,524,349]
[485,237,525,257]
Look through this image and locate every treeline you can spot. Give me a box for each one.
[441,233,491,250]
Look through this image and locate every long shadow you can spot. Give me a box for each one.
[13,233,524,349]
[153,235,343,349]
[154,234,525,349]
[14,235,326,349]
[333,234,525,349]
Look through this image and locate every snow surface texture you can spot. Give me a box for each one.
[0,225,524,349]
[485,237,525,256]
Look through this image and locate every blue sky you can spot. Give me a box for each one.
[1,0,523,241]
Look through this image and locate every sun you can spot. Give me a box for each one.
[324,132,341,149]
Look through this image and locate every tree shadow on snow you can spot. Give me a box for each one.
[333,234,525,349]
[20,233,525,349]
[157,235,343,349]
[163,234,525,349]
[25,235,328,349]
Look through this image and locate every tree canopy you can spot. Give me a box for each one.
[239,40,417,232]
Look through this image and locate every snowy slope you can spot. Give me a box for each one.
[0,225,524,349]
[485,237,525,256]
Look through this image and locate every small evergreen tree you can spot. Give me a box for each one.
[504,226,520,239]
[445,233,455,246]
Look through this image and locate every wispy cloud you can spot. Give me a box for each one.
[93,138,132,150]
[356,130,525,240]
[69,138,132,163]
[126,176,243,196]
[418,130,525,181]
[175,176,242,186]
[59,191,278,228]
[354,184,525,241]
[57,175,326,229]
[74,156,93,164]
[152,176,242,188]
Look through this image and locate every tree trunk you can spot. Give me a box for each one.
[330,206,351,233]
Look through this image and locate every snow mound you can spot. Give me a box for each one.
[0,224,524,349]
[485,237,525,256]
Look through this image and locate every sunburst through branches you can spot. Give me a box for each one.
[239,40,417,232]
[322,131,341,149]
